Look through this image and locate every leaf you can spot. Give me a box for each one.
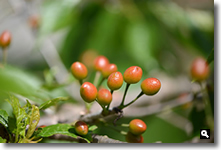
[6,96,28,142]
[36,124,90,143]
[88,125,98,131]
[0,109,8,128]
[0,136,7,143]
[26,105,40,139]
[39,97,69,110]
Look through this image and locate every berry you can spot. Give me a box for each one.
[129,119,147,135]
[71,62,88,80]
[35,125,46,131]
[97,88,112,105]
[101,64,118,78]
[107,72,123,91]
[0,31,11,48]
[94,56,109,71]
[80,82,97,103]
[141,78,161,95]
[191,57,209,81]
[75,121,88,136]
[123,66,142,84]
[125,132,144,143]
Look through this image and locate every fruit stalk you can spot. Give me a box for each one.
[119,83,130,107]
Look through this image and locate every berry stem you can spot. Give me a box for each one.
[118,91,144,109]
[199,82,214,131]
[93,71,101,87]
[97,77,105,89]
[79,79,83,85]
[106,90,114,111]
[3,48,7,65]
[119,83,130,108]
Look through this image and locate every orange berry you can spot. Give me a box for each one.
[107,72,123,91]
[94,56,109,71]
[0,31,11,48]
[71,62,88,80]
[191,57,209,81]
[129,119,147,135]
[75,121,88,136]
[123,66,142,84]
[97,88,112,105]
[80,82,97,103]
[141,78,161,95]
[101,64,118,78]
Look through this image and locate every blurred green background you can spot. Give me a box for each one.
[0,0,214,143]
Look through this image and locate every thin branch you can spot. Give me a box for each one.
[49,134,126,143]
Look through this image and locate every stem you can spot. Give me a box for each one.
[93,71,101,87]
[3,48,7,65]
[118,91,144,109]
[106,90,114,111]
[79,79,83,85]
[97,77,105,89]
[119,83,130,107]
[200,82,214,131]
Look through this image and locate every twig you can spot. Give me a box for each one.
[49,134,126,143]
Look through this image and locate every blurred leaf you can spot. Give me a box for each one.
[0,65,51,104]
[88,125,98,131]
[0,136,7,143]
[0,109,8,128]
[39,97,69,110]
[40,0,78,35]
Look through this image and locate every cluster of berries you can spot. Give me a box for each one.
[71,55,161,113]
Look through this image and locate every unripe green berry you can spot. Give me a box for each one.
[80,82,97,103]
[141,78,161,95]
[94,56,109,71]
[0,31,11,48]
[191,57,209,81]
[123,66,142,84]
[101,64,118,78]
[71,62,88,80]
[129,119,147,135]
[75,121,88,136]
[107,72,123,91]
[97,88,112,105]
[125,131,144,143]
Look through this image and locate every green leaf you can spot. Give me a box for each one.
[0,109,8,128]
[88,125,98,131]
[39,97,69,110]
[26,105,40,139]
[36,124,90,143]
[0,136,7,143]
[6,96,28,143]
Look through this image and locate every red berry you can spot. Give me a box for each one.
[75,121,88,136]
[0,31,11,48]
[35,125,46,130]
[191,57,209,81]
[80,82,97,103]
[141,78,161,95]
[107,72,123,91]
[71,62,88,80]
[123,66,142,84]
[97,88,112,105]
[101,64,118,78]
[126,132,144,143]
[129,119,147,135]
[94,56,109,71]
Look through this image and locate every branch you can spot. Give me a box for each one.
[49,134,126,143]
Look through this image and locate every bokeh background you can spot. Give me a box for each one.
[0,0,214,143]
